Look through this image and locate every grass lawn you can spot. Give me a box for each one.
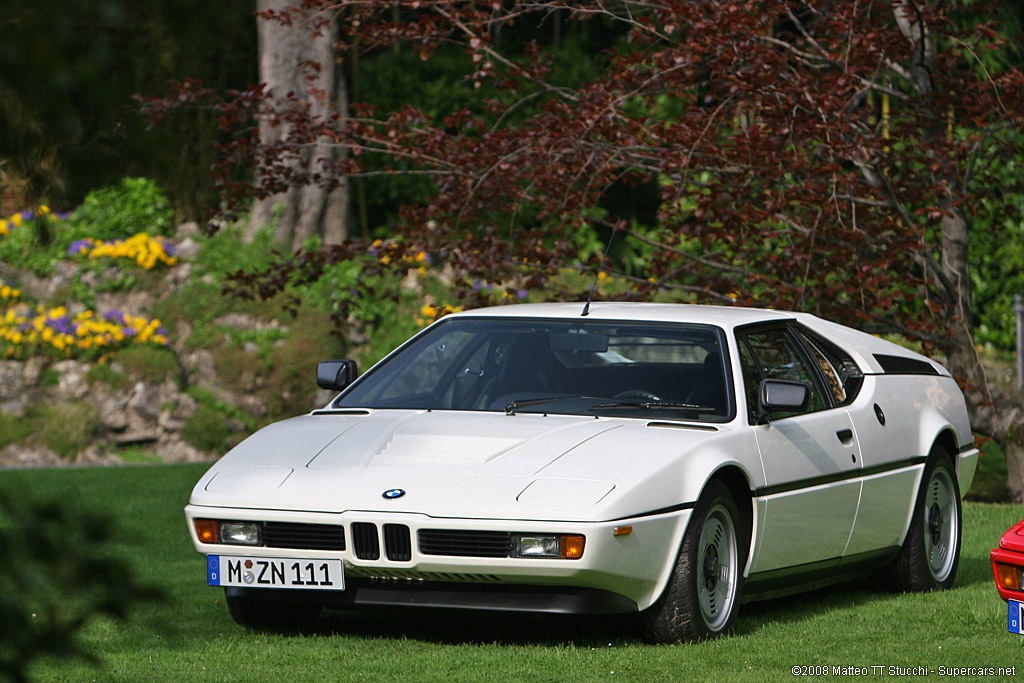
[2,463,1022,682]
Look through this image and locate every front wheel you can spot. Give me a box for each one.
[640,480,746,643]
[880,451,961,592]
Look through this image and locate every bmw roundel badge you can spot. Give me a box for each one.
[382,488,406,500]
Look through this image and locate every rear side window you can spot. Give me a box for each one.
[796,326,864,406]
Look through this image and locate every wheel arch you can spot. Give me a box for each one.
[707,464,755,565]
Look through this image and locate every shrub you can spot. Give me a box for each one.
[69,177,174,241]
[181,404,231,454]
[0,490,159,680]
[112,346,180,386]
[34,402,101,459]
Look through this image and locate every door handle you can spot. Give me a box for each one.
[836,429,854,444]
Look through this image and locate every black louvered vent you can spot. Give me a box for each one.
[383,524,412,561]
[261,522,345,551]
[419,530,511,558]
[351,522,380,560]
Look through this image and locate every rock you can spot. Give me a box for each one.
[213,312,256,329]
[128,381,161,421]
[0,361,23,401]
[185,349,216,386]
[54,360,89,400]
[23,357,44,386]
[157,434,214,463]
[0,444,64,468]
[113,430,160,446]
[175,237,201,260]
[176,221,200,239]
[99,396,130,431]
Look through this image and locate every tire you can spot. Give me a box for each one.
[880,451,961,592]
[640,480,746,643]
[225,589,323,629]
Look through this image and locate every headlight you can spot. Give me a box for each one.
[195,519,261,546]
[511,534,585,559]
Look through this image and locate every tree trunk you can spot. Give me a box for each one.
[248,0,349,251]
[891,2,1024,501]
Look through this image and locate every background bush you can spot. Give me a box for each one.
[69,177,175,241]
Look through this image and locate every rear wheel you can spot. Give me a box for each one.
[225,590,323,629]
[640,480,745,643]
[881,450,961,591]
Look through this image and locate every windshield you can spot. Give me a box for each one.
[335,317,732,422]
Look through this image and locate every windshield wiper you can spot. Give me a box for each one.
[590,401,716,412]
[504,395,615,415]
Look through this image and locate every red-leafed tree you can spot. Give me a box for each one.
[139,1,1024,497]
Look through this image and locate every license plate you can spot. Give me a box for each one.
[1011,599,1023,635]
[207,555,344,590]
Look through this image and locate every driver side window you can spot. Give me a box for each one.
[738,328,826,421]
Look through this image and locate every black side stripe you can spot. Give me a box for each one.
[755,456,927,498]
[606,501,696,522]
[620,451,967,521]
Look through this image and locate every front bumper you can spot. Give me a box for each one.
[185,504,691,612]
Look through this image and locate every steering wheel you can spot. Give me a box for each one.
[614,389,663,402]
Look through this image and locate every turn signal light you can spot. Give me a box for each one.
[195,519,219,544]
[996,563,1022,591]
[561,535,585,560]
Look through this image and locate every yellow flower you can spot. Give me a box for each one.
[10,214,22,227]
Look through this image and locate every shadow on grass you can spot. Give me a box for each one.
[270,557,996,647]
[311,606,640,646]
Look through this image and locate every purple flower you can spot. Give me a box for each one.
[50,316,73,335]
[68,239,93,256]
[104,310,126,325]
[517,289,528,299]
[20,210,34,221]
[161,239,177,257]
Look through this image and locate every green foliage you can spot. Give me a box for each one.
[0,488,159,682]
[970,439,1010,503]
[116,446,163,464]
[69,177,174,241]
[111,345,179,386]
[186,386,253,432]
[296,257,420,368]
[85,362,130,390]
[31,401,102,459]
[0,213,65,276]
[0,413,33,450]
[180,404,231,454]
[970,134,1024,351]
[265,309,345,417]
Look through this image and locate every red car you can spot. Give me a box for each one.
[991,520,1024,634]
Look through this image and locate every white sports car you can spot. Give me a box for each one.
[185,302,977,642]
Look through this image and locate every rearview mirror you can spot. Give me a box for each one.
[758,379,810,421]
[317,360,359,391]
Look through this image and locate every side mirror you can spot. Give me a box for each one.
[757,379,810,422]
[317,360,358,391]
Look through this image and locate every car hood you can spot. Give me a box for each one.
[188,409,742,521]
[999,520,1024,553]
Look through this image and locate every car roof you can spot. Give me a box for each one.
[443,302,948,376]
[446,301,797,329]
